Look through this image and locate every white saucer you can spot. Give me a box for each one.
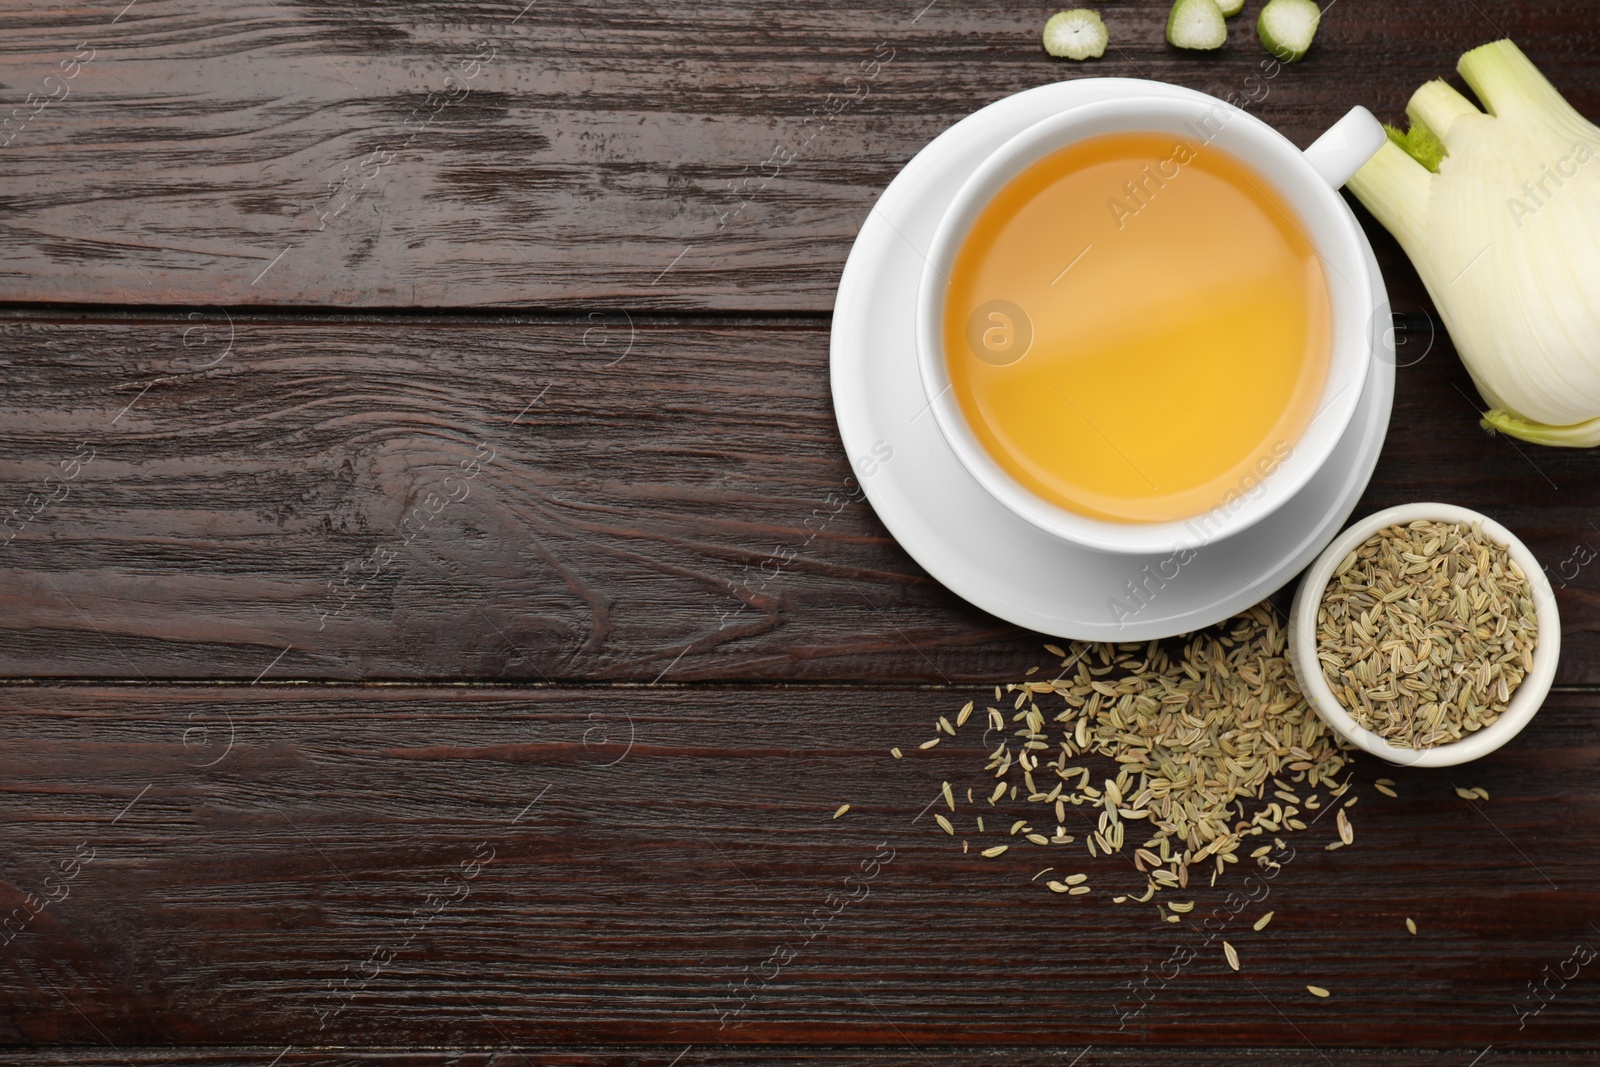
[830,78,1394,642]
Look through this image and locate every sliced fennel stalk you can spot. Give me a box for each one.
[1347,39,1600,446]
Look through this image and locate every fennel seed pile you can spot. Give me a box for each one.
[905,605,1354,905]
[1315,520,1538,749]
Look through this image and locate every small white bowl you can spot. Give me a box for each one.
[1287,502,1560,768]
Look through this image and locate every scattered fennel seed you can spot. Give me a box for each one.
[935,814,954,835]
[1375,783,1398,798]
[833,804,850,819]
[1223,941,1240,971]
[1254,911,1274,931]
[1307,985,1331,998]
[982,844,1009,858]
[1406,917,1418,935]
[891,747,903,759]
[907,605,1359,919]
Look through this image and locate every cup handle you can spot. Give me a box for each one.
[1301,106,1387,188]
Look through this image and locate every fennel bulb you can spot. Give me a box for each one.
[1347,40,1600,446]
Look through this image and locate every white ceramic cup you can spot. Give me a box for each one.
[916,83,1387,556]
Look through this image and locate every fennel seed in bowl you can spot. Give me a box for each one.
[1314,520,1537,749]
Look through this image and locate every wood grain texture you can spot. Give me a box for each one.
[1,684,1597,1048]
[3,310,1600,682]
[0,1050,1587,1066]
[7,1,1600,1061]
[0,313,1018,682]
[0,1,1594,309]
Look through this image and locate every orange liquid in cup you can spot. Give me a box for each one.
[942,131,1331,525]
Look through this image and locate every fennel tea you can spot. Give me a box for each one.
[943,132,1331,524]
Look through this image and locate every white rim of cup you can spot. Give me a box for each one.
[1288,502,1561,768]
[915,90,1375,557]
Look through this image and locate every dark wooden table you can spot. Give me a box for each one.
[3,2,1598,1063]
